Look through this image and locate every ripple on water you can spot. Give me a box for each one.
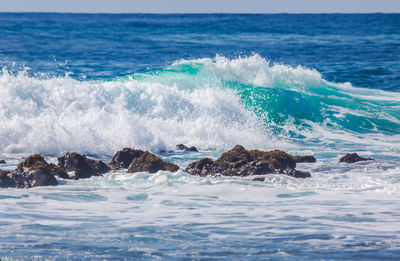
[126,193,149,201]
[42,193,108,202]
[276,191,318,198]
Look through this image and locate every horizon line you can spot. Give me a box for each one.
[0,11,399,15]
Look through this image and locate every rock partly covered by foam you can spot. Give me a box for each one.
[339,153,374,163]
[185,145,311,178]
[128,151,179,173]
[58,152,109,179]
[176,144,198,152]
[109,147,145,169]
[0,154,61,188]
[0,160,6,164]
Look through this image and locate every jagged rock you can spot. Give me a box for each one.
[58,152,109,179]
[293,155,316,163]
[109,147,145,169]
[176,144,198,152]
[0,159,6,164]
[339,153,374,163]
[185,145,311,178]
[0,154,60,188]
[127,151,179,173]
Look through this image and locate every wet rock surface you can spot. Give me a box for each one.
[0,154,60,188]
[176,144,198,152]
[293,155,316,163]
[58,152,109,179]
[0,159,6,164]
[0,146,320,189]
[109,147,145,169]
[128,151,179,173]
[339,153,374,163]
[0,170,15,188]
[185,145,311,178]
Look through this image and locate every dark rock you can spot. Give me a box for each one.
[339,153,374,164]
[283,168,311,178]
[176,144,198,152]
[185,158,215,177]
[58,152,109,179]
[293,155,316,163]
[128,151,179,173]
[185,145,311,179]
[0,159,6,164]
[109,147,145,169]
[88,159,110,174]
[0,170,15,188]
[252,176,265,182]
[1,154,60,188]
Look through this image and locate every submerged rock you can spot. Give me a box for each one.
[0,154,60,188]
[0,159,6,164]
[128,151,179,173]
[176,144,198,152]
[185,145,311,178]
[339,153,374,163]
[109,147,145,169]
[58,152,109,179]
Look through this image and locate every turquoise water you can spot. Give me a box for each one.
[0,13,400,260]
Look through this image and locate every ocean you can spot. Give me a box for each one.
[0,13,399,260]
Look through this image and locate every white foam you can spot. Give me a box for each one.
[173,54,324,88]
[0,67,279,156]
[1,55,399,158]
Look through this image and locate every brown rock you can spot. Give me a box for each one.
[58,152,109,179]
[127,151,179,173]
[3,154,60,188]
[109,147,145,169]
[293,155,316,163]
[185,145,311,179]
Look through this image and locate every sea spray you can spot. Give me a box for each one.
[1,55,399,158]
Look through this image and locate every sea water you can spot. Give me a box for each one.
[0,13,400,260]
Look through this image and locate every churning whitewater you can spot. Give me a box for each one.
[0,55,399,157]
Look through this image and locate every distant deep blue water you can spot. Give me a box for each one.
[1,13,399,90]
[0,13,400,260]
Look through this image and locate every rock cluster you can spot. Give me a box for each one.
[0,152,110,188]
[3,145,378,189]
[185,145,312,178]
[0,148,180,189]
[109,148,179,173]
[0,154,61,188]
